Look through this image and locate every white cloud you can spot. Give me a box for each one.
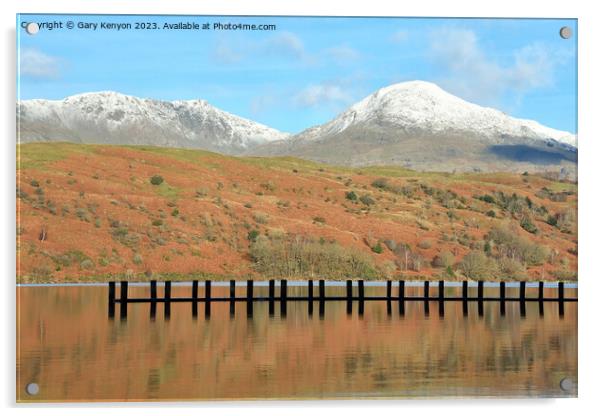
[264,32,305,58]
[428,27,569,106]
[294,83,353,108]
[215,31,307,64]
[213,41,243,64]
[324,45,361,62]
[19,48,61,79]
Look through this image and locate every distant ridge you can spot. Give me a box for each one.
[17,91,289,155]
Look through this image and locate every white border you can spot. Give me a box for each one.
[3,1,601,414]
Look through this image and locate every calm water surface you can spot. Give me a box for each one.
[16,283,577,401]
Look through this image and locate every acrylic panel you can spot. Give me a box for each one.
[16,14,578,402]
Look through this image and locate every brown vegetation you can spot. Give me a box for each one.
[16,143,577,282]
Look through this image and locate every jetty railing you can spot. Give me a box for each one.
[108,279,576,320]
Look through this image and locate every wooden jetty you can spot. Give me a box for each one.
[108,279,576,320]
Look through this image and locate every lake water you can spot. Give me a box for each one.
[16,283,577,401]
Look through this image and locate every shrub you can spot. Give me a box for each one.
[253,211,269,224]
[372,242,384,254]
[371,178,389,189]
[260,181,276,192]
[30,179,40,187]
[458,251,499,279]
[80,259,95,270]
[345,191,358,201]
[418,240,432,250]
[359,194,375,206]
[152,219,163,226]
[546,215,558,226]
[520,216,538,234]
[486,210,496,218]
[250,235,380,279]
[432,251,455,268]
[556,209,576,233]
[195,188,208,198]
[479,194,495,204]
[150,175,164,185]
[247,229,260,242]
[76,208,90,222]
[408,253,425,272]
[313,216,326,224]
[497,257,528,280]
[171,208,179,217]
[487,223,549,266]
[133,253,143,265]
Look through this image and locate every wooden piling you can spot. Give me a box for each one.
[423,281,429,316]
[398,280,405,315]
[204,280,211,318]
[462,281,468,316]
[538,281,545,316]
[280,280,287,301]
[438,280,445,317]
[319,280,325,318]
[268,279,275,316]
[164,281,171,318]
[519,281,526,317]
[558,282,565,317]
[358,280,365,316]
[229,280,236,316]
[346,280,353,315]
[519,281,526,301]
[246,280,253,317]
[269,279,275,299]
[120,281,128,319]
[386,280,392,316]
[149,280,157,318]
[477,281,484,317]
[191,280,199,317]
[108,281,116,318]
[499,281,506,316]
[280,280,287,316]
[308,280,314,316]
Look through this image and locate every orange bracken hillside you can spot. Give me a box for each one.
[16,142,577,283]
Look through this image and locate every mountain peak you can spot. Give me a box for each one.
[295,80,575,148]
[18,92,289,152]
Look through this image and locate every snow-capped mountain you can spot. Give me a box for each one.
[251,81,577,174]
[296,81,575,147]
[17,83,577,175]
[17,91,289,154]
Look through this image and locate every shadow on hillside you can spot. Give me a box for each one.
[489,144,576,165]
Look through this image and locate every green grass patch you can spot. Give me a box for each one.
[18,142,98,170]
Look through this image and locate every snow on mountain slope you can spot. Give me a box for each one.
[17,91,289,154]
[294,81,576,148]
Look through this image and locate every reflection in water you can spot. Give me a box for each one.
[17,285,577,401]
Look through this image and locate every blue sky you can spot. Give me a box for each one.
[17,15,577,134]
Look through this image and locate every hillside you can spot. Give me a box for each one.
[16,142,577,283]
